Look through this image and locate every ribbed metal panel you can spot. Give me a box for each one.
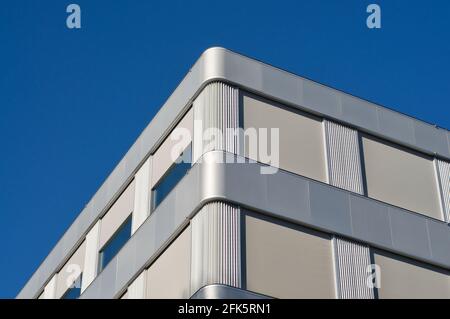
[324,120,364,195]
[191,202,241,294]
[437,160,450,222]
[193,82,239,163]
[333,236,374,299]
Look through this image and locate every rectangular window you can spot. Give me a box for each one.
[152,109,193,188]
[55,241,86,298]
[245,212,335,298]
[98,215,132,273]
[361,135,442,220]
[243,93,327,183]
[61,274,82,299]
[146,226,191,298]
[373,249,450,298]
[151,144,191,211]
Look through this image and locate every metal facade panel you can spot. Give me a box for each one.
[349,196,392,248]
[302,80,341,118]
[324,120,364,194]
[448,131,450,155]
[191,202,241,294]
[191,284,270,299]
[333,237,374,299]
[414,122,450,158]
[115,236,137,295]
[386,206,432,261]
[376,107,416,146]
[309,182,352,235]
[340,95,379,133]
[193,82,239,163]
[97,256,117,299]
[436,160,450,221]
[427,218,450,266]
[265,169,311,222]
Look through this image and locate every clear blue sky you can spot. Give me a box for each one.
[1,0,449,298]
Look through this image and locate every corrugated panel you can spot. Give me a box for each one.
[193,82,239,163]
[333,236,375,299]
[191,202,241,294]
[324,120,364,195]
[437,160,450,222]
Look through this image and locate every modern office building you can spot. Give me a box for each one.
[18,47,450,299]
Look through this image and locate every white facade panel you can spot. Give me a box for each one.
[81,220,101,293]
[99,180,135,248]
[132,157,151,233]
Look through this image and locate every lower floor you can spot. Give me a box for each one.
[120,202,450,299]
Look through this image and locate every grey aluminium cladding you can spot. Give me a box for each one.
[85,151,450,298]
[18,47,450,298]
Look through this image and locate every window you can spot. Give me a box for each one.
[245,212,335,298]
[361,135,442,220]
[243,93,327,183]
[151,144,191,211]
[61,274,82,299]
[55,241,86,298]
[98,215,132,273]
[146,227,191,298]
[373,249,450,298]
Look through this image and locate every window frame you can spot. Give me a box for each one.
[98,214,132,273]
[151,144,192,212]
[60,273,83,299]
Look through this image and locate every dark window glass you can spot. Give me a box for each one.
[61,274,82,299]
[98,216,132,272]
[151,144,191,211]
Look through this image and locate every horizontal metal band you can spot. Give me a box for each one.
[191,284,270,299]
[197,151,450,270]
[75,151,450,298]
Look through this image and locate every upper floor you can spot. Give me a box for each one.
[19,47,450,299]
